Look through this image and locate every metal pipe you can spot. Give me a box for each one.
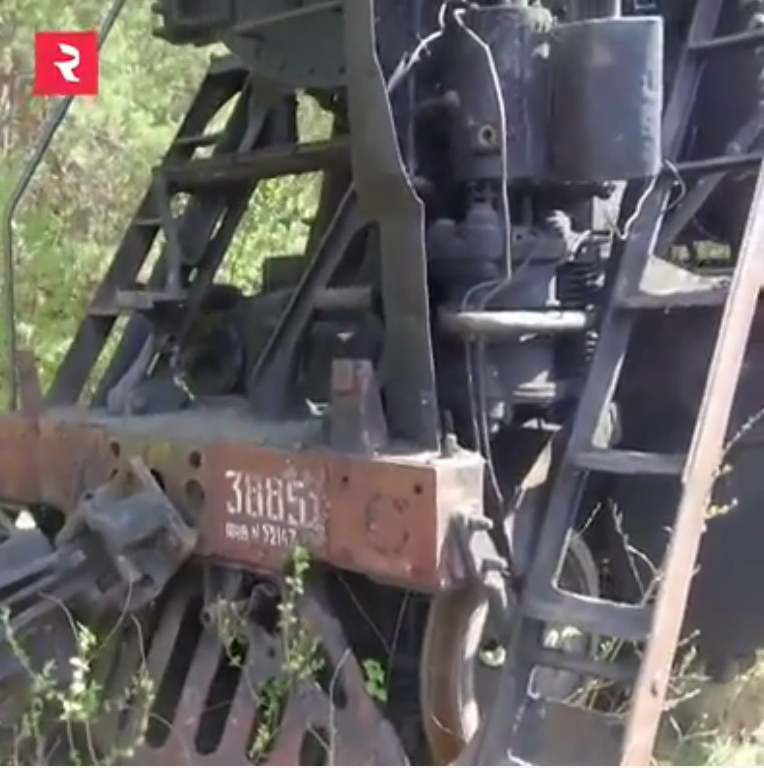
[438,308,594,339]
[1,0,128,411]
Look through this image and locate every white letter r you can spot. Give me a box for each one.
[54,43,81,83]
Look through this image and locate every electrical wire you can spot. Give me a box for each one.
[444,4,556,529]
[452,6,512,272]
[606,156,690,244]
[447,4,514,520]
[386,4,450,95]
[663,158,688,214]
[384,1,587,532]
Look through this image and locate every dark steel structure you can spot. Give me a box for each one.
[2,0,764,764]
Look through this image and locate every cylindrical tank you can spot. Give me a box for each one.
[549,15,664,182]
[441,4,553,183]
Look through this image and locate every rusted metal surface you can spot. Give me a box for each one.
[0,413,39,503]
[37,417,113,511]
[0,408,484,592]
[200,438,481,588]
[0,458,198,754]
[10,0,764,763]
[326,452,477,587]
[117,576,408,766]
[16,349,43,416]
[202,442,330,566]
[121,583,269,766]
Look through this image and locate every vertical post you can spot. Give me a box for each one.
[342,0,440,449]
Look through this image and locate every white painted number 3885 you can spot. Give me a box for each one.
[224,469,322,532]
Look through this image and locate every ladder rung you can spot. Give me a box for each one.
[525,587,652,641]
[173,131,224,149]
[156,13,226,32]
[87,303,120,318]
[115,289,188,311]
[161,138,349,190]
[90,289,189,316]
[616,284,729,309]
[133,215,162,228]
[571,448,685,476]
[616,256,732,310]
[233,1,342,35]
[689,28,764,53]
[676,151,762,177]
[533,647,639,684]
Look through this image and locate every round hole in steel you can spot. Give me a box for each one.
[477,123,497,147]
[151,469,166,490]
[185,479,205,511]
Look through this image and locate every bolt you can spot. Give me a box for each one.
[443,90,460,109]
[130,392,148,414]
[441,432,459,457]
[477,123,498,149]
[481,557,508,578]
[465,515,493,534]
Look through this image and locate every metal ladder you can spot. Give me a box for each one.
[487,1,764,764]
[45,57,349,408]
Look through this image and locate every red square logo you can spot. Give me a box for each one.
[33,31,99,96]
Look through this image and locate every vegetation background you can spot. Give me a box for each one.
[2,1,764,765]
[0,0,323,404]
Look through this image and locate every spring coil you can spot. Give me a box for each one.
[557,258,603,372]
[557,258,602,310]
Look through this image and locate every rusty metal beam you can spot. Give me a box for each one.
[0,407,484,593]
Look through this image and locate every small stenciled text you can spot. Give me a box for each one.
[222,467,325,548]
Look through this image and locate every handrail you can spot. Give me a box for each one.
[1,0,129,411]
